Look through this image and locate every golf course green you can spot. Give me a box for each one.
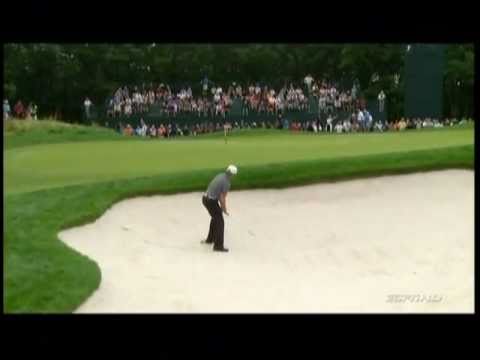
[4,119,475,313]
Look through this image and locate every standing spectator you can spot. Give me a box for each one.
[352,81,358,101]
[140,118,148,137]
[3,99,11,121]
[84,97,92,120]
[378,90,386,113]
[326,115,334,133]
[357,109,365,132]
[25,103,32,119]
[304,74,314,93]
[31,102,38,120]
[235,83,243,98]
[201,76,209,97]
[364,110,373,131]
[14,100,25,119]
[318,93,326,115]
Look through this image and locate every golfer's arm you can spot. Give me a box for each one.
[219,192,227,213]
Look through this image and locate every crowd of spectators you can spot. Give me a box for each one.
[118,112,471,139]
[3,99,38,121]
[105,76,359,120]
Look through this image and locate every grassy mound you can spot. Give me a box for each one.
[4,118,123,149]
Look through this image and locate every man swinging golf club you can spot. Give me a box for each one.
[201,164,238,252]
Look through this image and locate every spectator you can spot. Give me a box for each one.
[30,102,38,120]
[3,99,11,121]
[364,110,373,132]
[374,121,384,132]
[433,119,444,128]
[326,115,334,133]
[357,109,365,132]
[416,118,422,129]
[304,74,314,93]
[378,90,386,113]
[84,97,92,120]
[149,124,157,138]
[14,100,25,119]
[335,122,343,133]
[135,124,142,136]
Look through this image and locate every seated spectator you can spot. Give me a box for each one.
[374,121,384,132]
[405,118,412,130]
[149,124,157,138]
[343,119,352,133]
[335,122,343,133]
[433,119,444,128]
[422,118,433,128]
[415,118,422,129]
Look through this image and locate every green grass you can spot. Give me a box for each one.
[5,125,474,195]
[3,119,475,313]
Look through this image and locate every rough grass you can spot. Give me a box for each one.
[4,118,125,149]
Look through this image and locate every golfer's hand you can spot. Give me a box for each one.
[223,209,229,216]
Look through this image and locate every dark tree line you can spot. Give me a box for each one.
[3,44,473,122]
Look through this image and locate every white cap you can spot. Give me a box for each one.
[226,165,238,175]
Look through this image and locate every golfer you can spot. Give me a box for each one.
[201,165,238,252]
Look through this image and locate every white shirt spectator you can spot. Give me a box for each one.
[335,123,343,133]
[304,75,314,88]
[357,110,365,123]
[378,90,386,102]
[378,90,386,112]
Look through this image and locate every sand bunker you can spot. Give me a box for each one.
[59,170,474,313]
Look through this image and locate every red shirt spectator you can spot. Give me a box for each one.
[14,101,25,118]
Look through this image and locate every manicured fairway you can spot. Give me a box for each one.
[5,127,474,195]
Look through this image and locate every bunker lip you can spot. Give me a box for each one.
[58,170,474,313]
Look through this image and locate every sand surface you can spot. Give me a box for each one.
[59,170,474,313]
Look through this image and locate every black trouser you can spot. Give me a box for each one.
[202,195,225,249]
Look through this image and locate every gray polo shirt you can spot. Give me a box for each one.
[206,173,231,200]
